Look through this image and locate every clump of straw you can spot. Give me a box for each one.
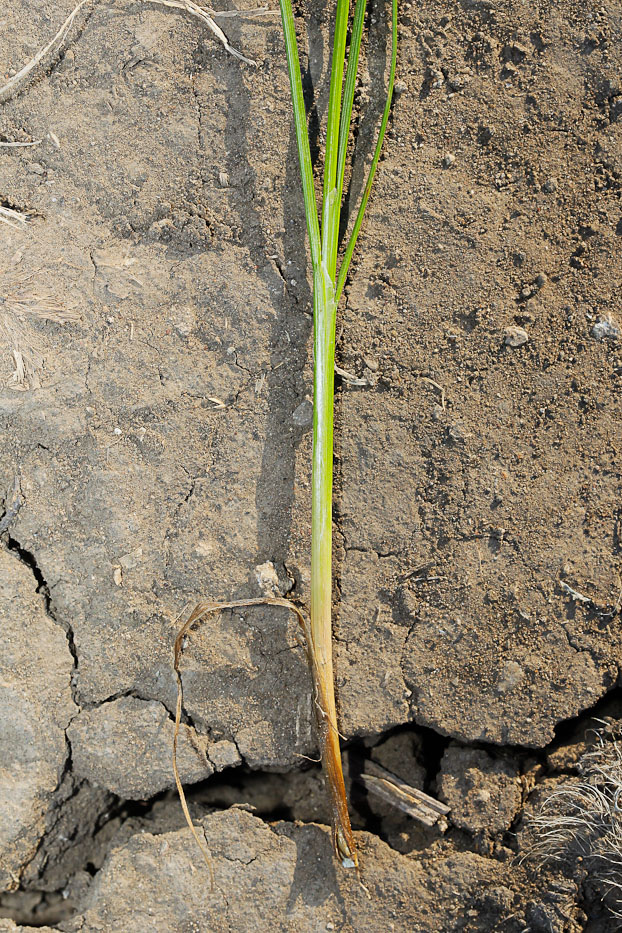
[0,268,79,389]
[526,723,622,916]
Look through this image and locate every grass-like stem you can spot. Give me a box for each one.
[277,0,397,868]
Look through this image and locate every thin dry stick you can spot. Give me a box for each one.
[173,596,312,887]
[0,206,28,228]
[0,0,94,105]
[356,759,450,827]
[0,139,42,147]
[145,0,259,66]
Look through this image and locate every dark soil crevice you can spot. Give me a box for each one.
[3,701,622,928]
[6,533,80,705]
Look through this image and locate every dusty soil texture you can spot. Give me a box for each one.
[0,0,621,929]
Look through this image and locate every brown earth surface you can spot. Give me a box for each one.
[0,0,621,929]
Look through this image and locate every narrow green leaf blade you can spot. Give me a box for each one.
[321,0,351,279]
[278,0,321,270]
[335,0,366,226]
[335,0,397,304]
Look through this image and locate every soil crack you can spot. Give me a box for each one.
[5,532,80,706]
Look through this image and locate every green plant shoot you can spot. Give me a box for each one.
[278,0,398,868]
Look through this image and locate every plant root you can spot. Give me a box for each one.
[172,595,360,877]
[172,597,311,887]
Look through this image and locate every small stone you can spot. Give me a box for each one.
[442,152,456,168]
[218,171,229,187]
[501,42,528,64]
[255,560,280,596]
[535,272,548,288]
[393,80,407,96]
[520,286,533,300]
[542,177,557,193]
[363,356,379,371]
[28,162,45,175]
[504,326,529,348]
[448,74,469,92]
[592,314,620,340]
[113,566,123,586]
[496,660,525,693]
[119,547,143,570]
[292,398,313,426]
[209,739,241,771]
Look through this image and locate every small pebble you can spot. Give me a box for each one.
[535,272,548,288]
[28,162,45,175]
[542,177,557,193]
[502,42,528,64]
[363,356,379,371]
[218,171,229,187]
[393,80,407,96]
[442,152,456,168]
[209,740,241,771]
[292,398,313,426]
[255,561,280,596]
[504,326,529,348]
[592,315,620,340]
[496,660,525,693]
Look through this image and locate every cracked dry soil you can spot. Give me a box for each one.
[0,0,621,930]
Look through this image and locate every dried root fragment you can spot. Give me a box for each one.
[172,597,312,887]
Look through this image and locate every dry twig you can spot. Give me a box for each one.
[0,206,28,228]
[356,759,450,827]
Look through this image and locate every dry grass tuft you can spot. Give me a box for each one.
[0,268,79,389]
[527,722,622,916]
